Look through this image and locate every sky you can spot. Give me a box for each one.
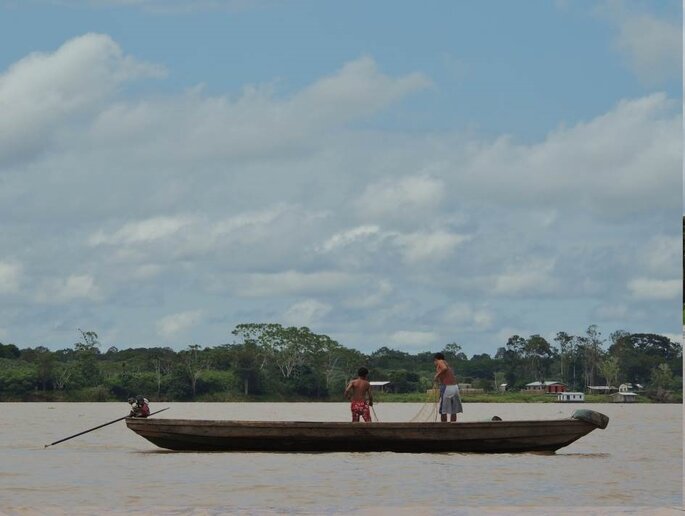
[0,0,681,355]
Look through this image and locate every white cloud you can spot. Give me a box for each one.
[388,330,439,349]
[156,310,203,338]
[31,0,275,13]
[641,235,681,275]
[594,303,629,320]
[0,261,22,294]
[281,299,332,327]
[490,260,560,296]
[235,271,359,297]
[210,206,288,238]
[0,33,164,166]
[83,205,330,276]
[201,205,323,256]
[395,230,469,264]
[627,278,680,300]
[89,216,193,246]
[492,271,549,296]
[36,274,101,303]
[355,175,444,221]
[292,56,430,125]
[0,32,679,353]
[593,303,649,323]
[318,225,381,253]
[86,56,428,163]
[442,303,494,331]
[131,264,163,280]
[318,226,469,265]
[459,94,679,216]
[595,1,681,83]
[344,280,393,309]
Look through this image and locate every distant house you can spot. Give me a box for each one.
[611,392,638,403]
[618,383,632,393]
[499,383,508,392]
[425,383,484,395]
[524,381,567,394]
[370,381,391,392]
[587,385,617,394]
[457,383,484,394]
[557,392,584,402]
[619,383,643,393]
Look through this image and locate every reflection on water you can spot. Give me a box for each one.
[0,402,681,513]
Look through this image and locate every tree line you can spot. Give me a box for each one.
[0,323,681,402]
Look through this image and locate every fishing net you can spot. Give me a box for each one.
[409,388,440,422]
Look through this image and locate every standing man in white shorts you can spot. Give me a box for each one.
[433,352,463,422]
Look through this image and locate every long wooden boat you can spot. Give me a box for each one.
[126,409,608,453]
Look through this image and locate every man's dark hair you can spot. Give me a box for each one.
[358,367,369,378]
[434,352,445,360]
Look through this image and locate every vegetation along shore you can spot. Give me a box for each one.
[0,323,681,403]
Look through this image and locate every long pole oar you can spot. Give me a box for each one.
[44,407,169,448]
[371,405,380,422]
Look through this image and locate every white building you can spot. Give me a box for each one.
[586,385,617,394]
[611,392,638,403]
[556,392,585,402]
[369,381,391,392]
[618,383,642,393]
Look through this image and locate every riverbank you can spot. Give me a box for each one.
[373,391,660,403]
[3,390,678,403]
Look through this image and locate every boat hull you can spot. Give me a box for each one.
[126,411,608,453]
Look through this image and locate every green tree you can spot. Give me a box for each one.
[179,344,210,399]
[493,371,506,391]
[0,358,38,397]
[19,346,55,391]
[443,342,463,361]
[225,341,263,395]
[0,343,20,359]
[73,329,102,387]
[554,331,573,385]
[369,347,412,371]
[582,325,605,388]
[524,335,554,383]
[649,363,676,401]
[53,362,73,391]
[151,354,174,401]
[464,353,497,380]
[35,347,55,391]
[609,333,682,385]
[194,370,235,397]
[495,335,527,388]
[599,355,620,388]
[314,339,363,395]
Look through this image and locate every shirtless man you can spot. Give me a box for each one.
[433,352,463,422]
[344,367,374,422]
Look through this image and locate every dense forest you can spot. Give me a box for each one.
[0,323,681,402]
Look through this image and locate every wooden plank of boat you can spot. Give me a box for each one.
[126,409,609,453]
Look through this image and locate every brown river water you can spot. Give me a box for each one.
[0,402,681,515]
